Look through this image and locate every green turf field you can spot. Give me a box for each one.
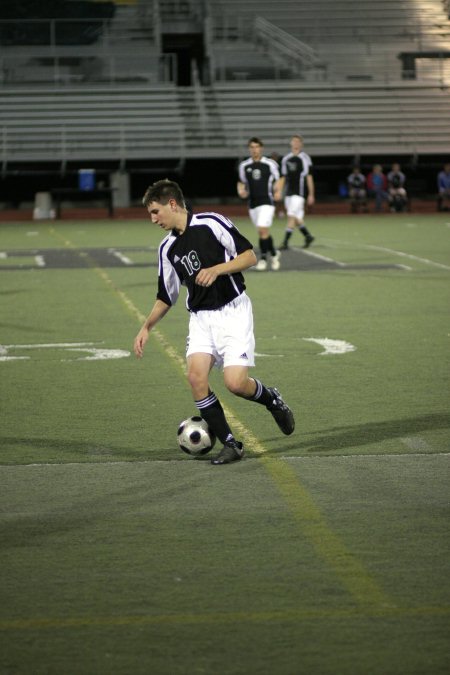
[0,213,449,674]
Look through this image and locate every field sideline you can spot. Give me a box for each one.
[0,213,449,674]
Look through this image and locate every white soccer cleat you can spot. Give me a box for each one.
[271,251,281,271]
[255,259,268,271]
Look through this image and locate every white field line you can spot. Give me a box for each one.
[294,248,346,266]
[1,342,100,349]
[362,244,450,270]
[321,238,450,271]
[3,452,448,468]
[109,249,132,265]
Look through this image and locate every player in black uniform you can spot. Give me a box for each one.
[387,163,408,212]
[279,135,315,249]
[134,180,295,465]
[347,166,367,213]
[237,137,282,271]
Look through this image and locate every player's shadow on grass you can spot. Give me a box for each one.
[0,436,173,460]
[270,412,450,454]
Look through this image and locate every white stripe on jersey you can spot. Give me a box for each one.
[158,234,181,306]
[238,156,280,185]
[192,212,242,295]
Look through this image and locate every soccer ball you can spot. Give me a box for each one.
[177,416,216,456]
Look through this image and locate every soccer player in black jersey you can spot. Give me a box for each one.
[347,166,367,213]
[279,135,315,249]
[237,137,283,271]
[387,163,408,212]
[134,180,295,465]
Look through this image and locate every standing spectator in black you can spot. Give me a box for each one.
[237,137,282,271]
[279,135,315,249]
[347,166,367,213]
[387,163,408,212]
[437,162,450,211]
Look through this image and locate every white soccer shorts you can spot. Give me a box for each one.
[249,204,275,228]
[186,292,255,369]
[285,195,305,220]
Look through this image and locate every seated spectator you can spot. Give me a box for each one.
[387,163,408,212]
[347,166,367,213]
[367,164,389,212]
[437,163,450,212]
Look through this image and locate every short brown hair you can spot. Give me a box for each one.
[142,179,185,207]
[248,137,263,146]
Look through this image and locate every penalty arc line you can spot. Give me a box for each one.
[47,226,394,610]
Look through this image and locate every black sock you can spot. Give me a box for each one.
[299,225,311,238]
[196,391,233,444]
[267,235,276,256]
[259,237,269,260]
[247,378,274,407]
[283,229,293,246]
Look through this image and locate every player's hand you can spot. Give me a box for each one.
[134,327,149,358]
[237,184,248,199]
[307,195,315,207]
[195,268,218,287]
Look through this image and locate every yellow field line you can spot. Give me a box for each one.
[261,457,392,607]
[1,605,448,631]
[47,227,392,609]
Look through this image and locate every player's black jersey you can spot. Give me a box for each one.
[348,172,366,189]
[238,156,280,209]
[387,171,405,188]
[281,151,313,197]
[156,212,253,313]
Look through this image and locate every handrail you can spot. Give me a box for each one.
[255,16,322,67]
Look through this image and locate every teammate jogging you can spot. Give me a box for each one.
[279,135,315,249]
[237,137,283,271]
[134,180,295,465]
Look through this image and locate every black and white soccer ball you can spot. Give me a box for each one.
[177,416,216,456]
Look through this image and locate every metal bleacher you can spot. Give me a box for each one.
[0,0,449,170]
[211,81,450,157]
[0,86,185,164]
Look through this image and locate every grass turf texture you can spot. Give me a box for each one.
[0,214,449,674]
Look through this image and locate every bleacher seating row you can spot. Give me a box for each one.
[1,81,449,164]
[0,1,449,168]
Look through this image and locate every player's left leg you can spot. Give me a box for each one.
[252,206,277,270]
[224,367,295,436]
[220,287,295,434]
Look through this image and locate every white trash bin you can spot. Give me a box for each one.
[33,192,55,220]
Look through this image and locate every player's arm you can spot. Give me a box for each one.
[273,177,284,202]
[195,249,257,287]
[133,299,171,358]
[237,181,248,199]
[306,174,315,206]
